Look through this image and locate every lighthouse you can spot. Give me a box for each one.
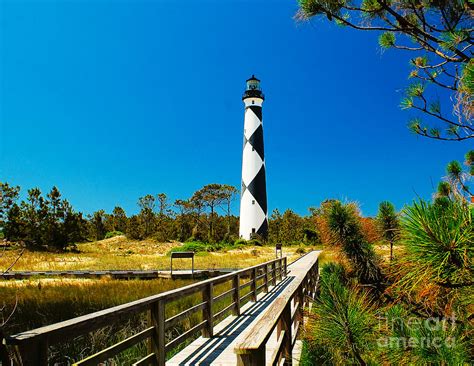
[239,75,268,240]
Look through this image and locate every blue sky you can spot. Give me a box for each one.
[0,0,469,217]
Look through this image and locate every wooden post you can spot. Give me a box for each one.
[264,264,269,293]
[297,286,304,327]
[283,257,288,277]
[281,302,292,365]
[149,300,165,366]
[271,261,276,287]
[277,259,283,281]
[251,268,257,302]
[202,283,214,337]
[0,330,11,366]
[236,345,266,366]
[233,274,241,316]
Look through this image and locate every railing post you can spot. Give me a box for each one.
[202,283,214,337]
[278,259,283,281]
[264,264,269,293]
[236,344,266,366]
[271,261,276,287]
[283,256,288,277]
[149,300,165,366]
[281,302,292,365]
[233,274,241,316]
[251,268,257,302]
[297,285,304,327]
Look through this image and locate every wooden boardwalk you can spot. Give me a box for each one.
[3,253,320,366]
[168,251,320,365]
[0,269,233,280]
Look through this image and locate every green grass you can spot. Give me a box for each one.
[0,235,302,271]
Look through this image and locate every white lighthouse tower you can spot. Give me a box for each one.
[239,75,268,240]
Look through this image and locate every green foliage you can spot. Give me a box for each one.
[376,201,400,260]
[0,182,20,231]
[406,83,425,98]
[378,32,395,48]
[381,305,470,365]
[90,210,107,241]
[247,238,262,247]
[309,263,378,365]
[105,231,124,239]
[112,206,128,233]
[437,181,452,197]
[297,0,473,141]
[3,186,86,250]
[169,241,209,253]
[400,200,473,290]
[437,154,473,201]
[327,201,384,288]
[446,160,463,177]
[465,150,474,166]
[296,246,306,254]
[234,238,247,246]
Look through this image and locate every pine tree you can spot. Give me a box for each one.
[376,201,400,261]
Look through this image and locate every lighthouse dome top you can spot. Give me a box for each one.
[243,75,265,101]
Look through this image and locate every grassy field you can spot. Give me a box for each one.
[0,237,311,363]
[0,235,304,271]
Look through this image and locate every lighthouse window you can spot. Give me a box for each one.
[252,200,255,205]
[252,100,255,105]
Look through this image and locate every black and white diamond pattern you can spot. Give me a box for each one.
[239,102,268,240]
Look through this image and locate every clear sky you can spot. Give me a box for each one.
[0,0,469,217]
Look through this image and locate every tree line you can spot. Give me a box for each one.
[0,182,341,251]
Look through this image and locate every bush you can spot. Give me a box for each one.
[247,239,262,246]
[234,238,247,246]
[170,241,208,253]
[296,246,306,255]
[105,231,124,239]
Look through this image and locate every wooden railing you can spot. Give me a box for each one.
[234,255,319,365]
[4,257,288,366]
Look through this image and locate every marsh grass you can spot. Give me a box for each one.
[0,236,301,272]
[1,237,301,364]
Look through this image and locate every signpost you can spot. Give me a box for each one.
[275,243,282,258]
[170,251,195,277]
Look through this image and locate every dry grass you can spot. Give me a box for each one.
[0,236,303,272]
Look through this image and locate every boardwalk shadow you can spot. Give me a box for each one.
[174,275,295,365]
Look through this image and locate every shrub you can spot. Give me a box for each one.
[394,199,473,316]
[105,231,124,239]
[308,263,378,365]
[247,239,262,247]
[296,246,306,255]
[169,241,208,254]
[303,228,319,243]
[234,238,247,246]
[250,249,260,256]
[327,201,384,290]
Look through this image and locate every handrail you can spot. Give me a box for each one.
[3,256,288,366]
[234,254,319,365]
